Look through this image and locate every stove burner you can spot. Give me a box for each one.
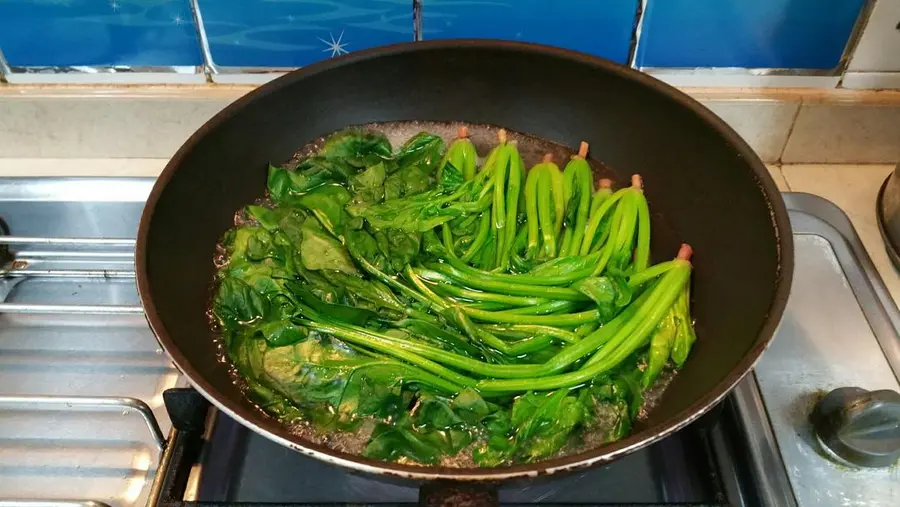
[2,179,898,507]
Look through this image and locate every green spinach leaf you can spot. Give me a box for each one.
[296,185,352,236]
[394,132,445,175]
[373,229,421,272]
[438,160,465,192]
[321,129,392,169]
[573,276,634,321]
[268,157,355,202]
[360,191,457,232]
[363,392,474,465]
[321,270,403,313]
[284,280,379,326]
[346,162,387,216]
[384,164,433,201]
[299,219,358,274]
[213,278,269,326]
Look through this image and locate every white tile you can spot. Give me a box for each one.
[847,0,900,72]
[842,72,900,90]
[699,100,799,162]
[645,71,840,89]
[211,72,286,85]
[0,158,167,177]
[0,95,234,158]
[781,103,900,164]
[4,71,207,85]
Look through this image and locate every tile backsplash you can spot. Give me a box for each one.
[0,0,896,88]
[635,0,867,70]
[421,0,638,64]
[199,0,414,69]
[0,0,202,68]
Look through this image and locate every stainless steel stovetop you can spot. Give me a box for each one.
[0,178,897,507]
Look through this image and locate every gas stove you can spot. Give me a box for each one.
[0,178,897,507]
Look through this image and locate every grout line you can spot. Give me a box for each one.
[777,103,804,164]
[836,0,879,86]
[775,164,792,192]
[778,164,799,193]
[189,0,218,79]
[627,0,647,68]
[413,0,423,42]
[0,83,898,105]
[0,47,11,84]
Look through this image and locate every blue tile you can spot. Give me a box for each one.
[636,0,866,69]
[198,0,414,68]
[421,0,639,64]
[0,0,202,67]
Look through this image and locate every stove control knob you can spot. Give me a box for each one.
[810,387,900,468]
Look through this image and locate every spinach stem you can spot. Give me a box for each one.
[463,306,600,326]
[549,161,566,236]
[524,164,542,258]
[419,264,588,301]
[502,300,580,315]
[537,167,558,258]
[562,146,593,257]
[484,324,579,344]
[580,187,631,256]
[460,212,492,262]
[633,178,651,272]
[445,251,594,286]
[475,263,691,393]
[305,320,477,386]
[584,264,689,366]
[348,249,436,309]
[609,187,639,269]
[430,278,551,307]
[492,141,510,231]
[441,223,455,258]
[498,144,523,270]
[628,260,678,287]
[404,267,580,358]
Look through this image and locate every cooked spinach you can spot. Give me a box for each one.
[213,127,698,467]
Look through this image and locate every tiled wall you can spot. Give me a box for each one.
[636,0,866,69]
[0,1,203,67]
[0,0,896,88]
[421,1,638,64]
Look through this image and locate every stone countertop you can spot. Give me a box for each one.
[0,159,897,305]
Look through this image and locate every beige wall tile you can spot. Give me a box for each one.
[0,86,897,164]
[782,164,900,302]
[765,164,790,191]
[841,72,900,90]
[781,104,900,164]
[0,96,233,158]
[846,0,900,72]
[0,158,166,177]
[699,100,799,163]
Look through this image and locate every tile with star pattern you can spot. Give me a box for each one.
[197,0,415,68]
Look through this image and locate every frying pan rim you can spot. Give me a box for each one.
[135,39,794,481]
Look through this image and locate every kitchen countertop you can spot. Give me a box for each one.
[0,159,896,303]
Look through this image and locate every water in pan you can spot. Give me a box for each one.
[214,120,683,468]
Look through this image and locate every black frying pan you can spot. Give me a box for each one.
[135,41,792,483]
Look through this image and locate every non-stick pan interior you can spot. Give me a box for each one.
[138,41,790,478]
